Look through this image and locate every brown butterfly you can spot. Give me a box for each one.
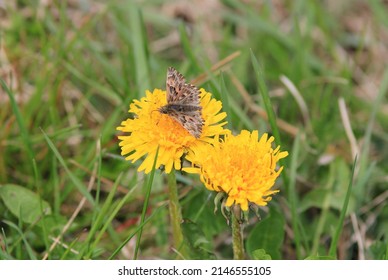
[158,67,204,138]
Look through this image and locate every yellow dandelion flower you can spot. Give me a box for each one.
[117,88,228,173]
[185,130,288,211]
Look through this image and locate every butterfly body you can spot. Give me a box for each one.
[159,104,202,114]
[158,67,204,138]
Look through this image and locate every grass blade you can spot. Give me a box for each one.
[178,23,201,72]
[134,147,159,259]
[40,128,95,205]
[250,50,289,190]
[90,175,139,253]
[220,72,232,129]
[354,67,388,200]
[1,79,36,178]
[329,156,357,258]
[83,172,123,259]
[288,131,302,258]
[129,3,150,96]
[109,204,165,260]
[249,50,281,144]
[3,220,36,260]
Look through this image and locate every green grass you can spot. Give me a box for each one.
[1,0,387,260]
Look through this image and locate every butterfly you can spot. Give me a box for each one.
[158,67,204,138]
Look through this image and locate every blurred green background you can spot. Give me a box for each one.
[0,0,387,260]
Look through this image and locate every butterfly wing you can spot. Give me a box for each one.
[164,67,204,138]
[166,67,201,106]
[166,67,186,103]
[179,83,201,106]
[167,110,203,138]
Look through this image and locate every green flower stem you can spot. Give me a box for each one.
[231,214,245,260]
[167,170,188,258]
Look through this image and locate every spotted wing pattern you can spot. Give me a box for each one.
[159,67,204,138]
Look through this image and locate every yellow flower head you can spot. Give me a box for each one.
[185,130,288,211]
[117,88,227,173]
